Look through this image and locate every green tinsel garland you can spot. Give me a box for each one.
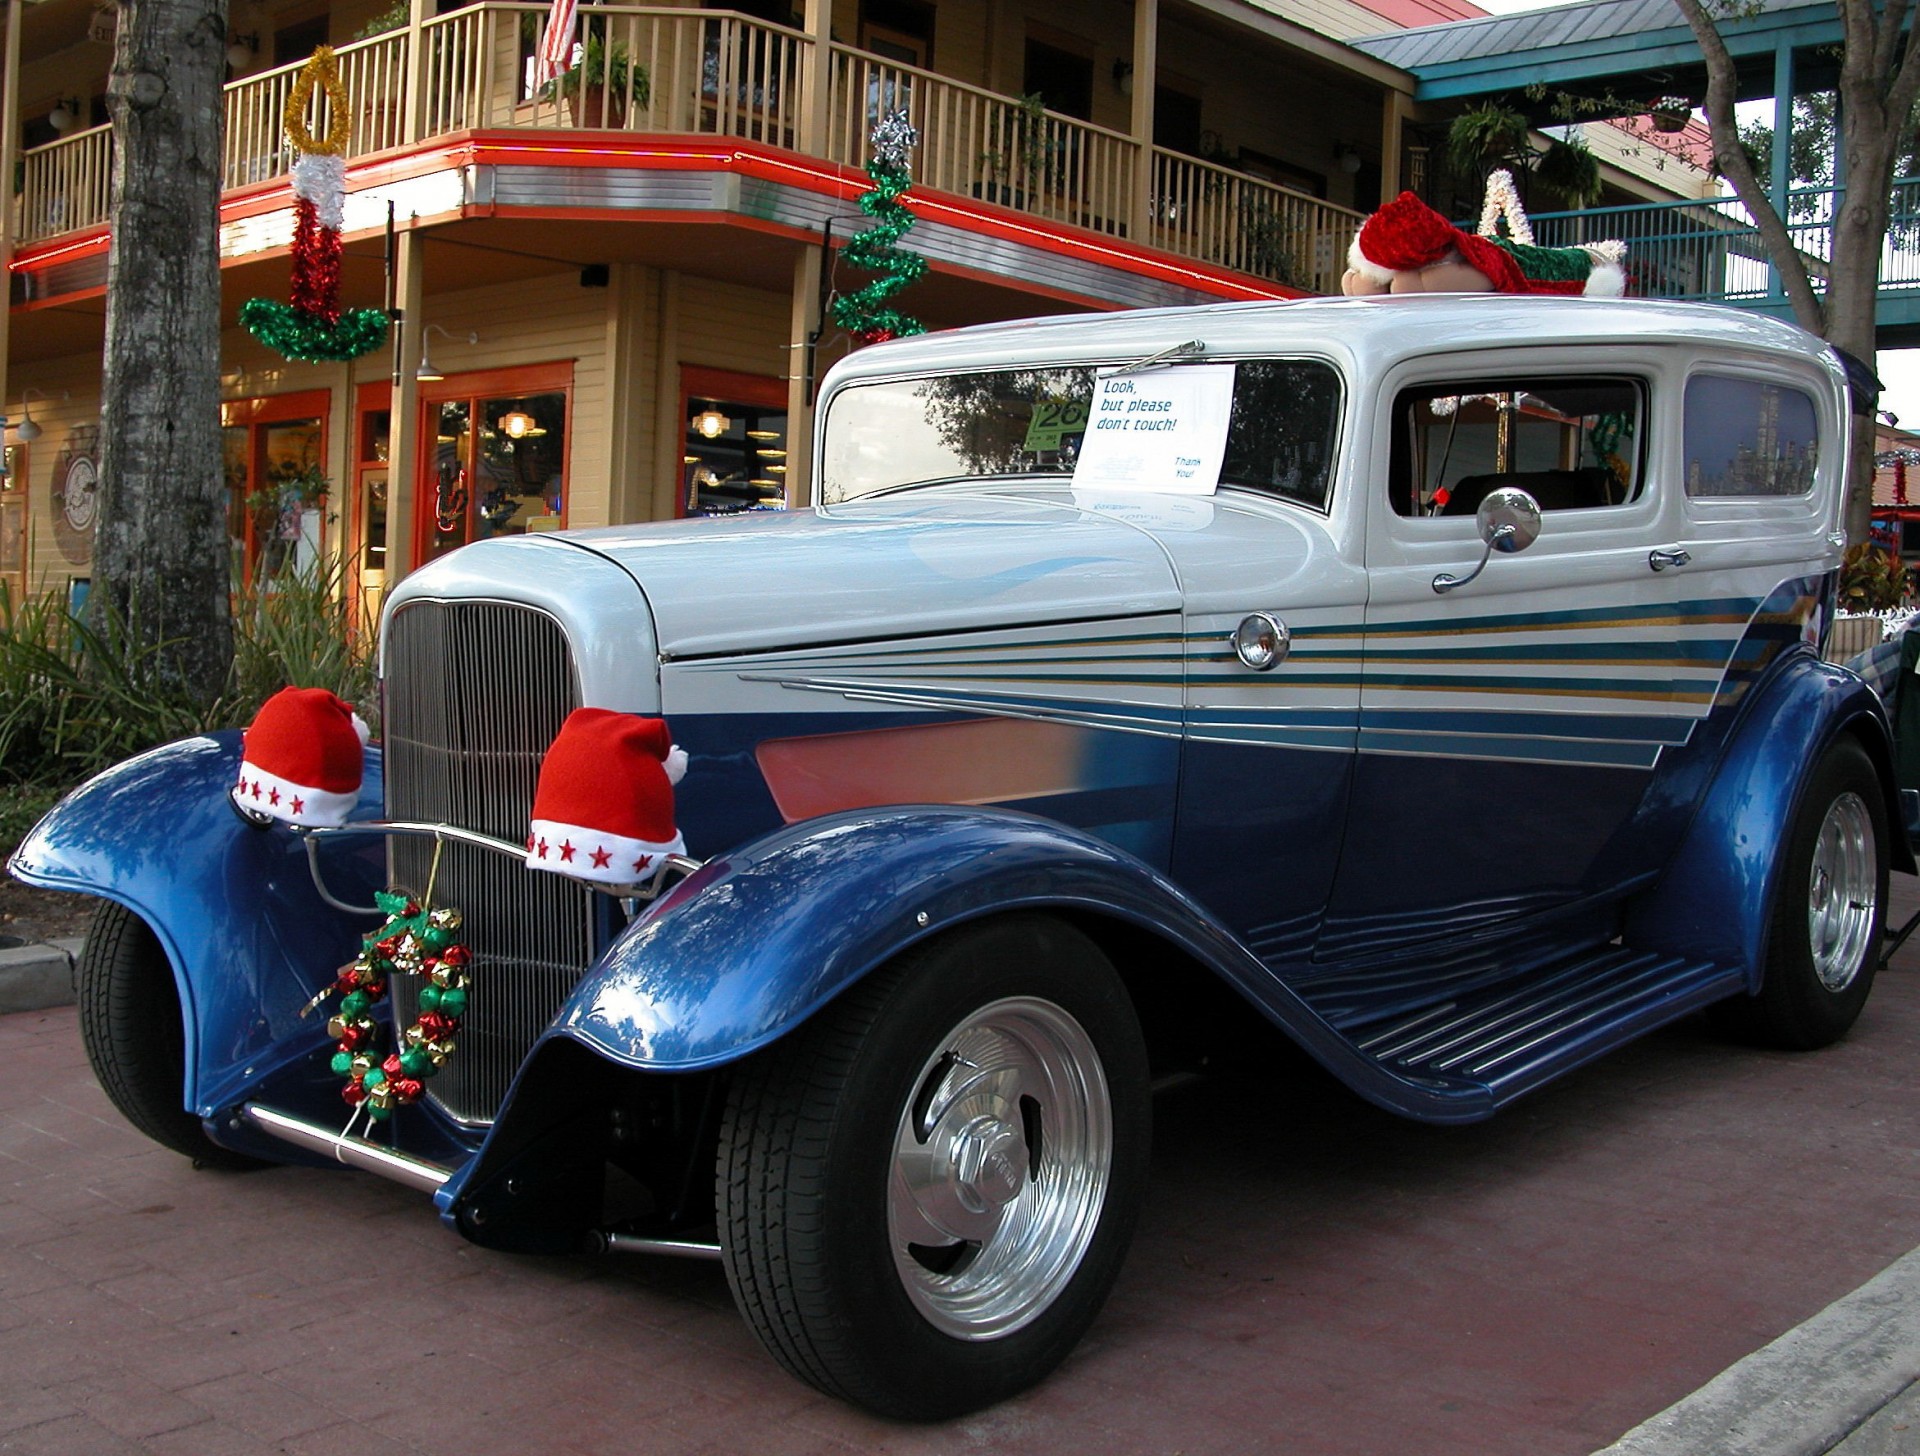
[240,299,391,363]
[832,113,928,344]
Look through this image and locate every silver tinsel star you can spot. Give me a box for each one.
[870,110,919,170]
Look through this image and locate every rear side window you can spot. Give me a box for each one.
[1683,374,1818,497]
[1390,376,1644,518]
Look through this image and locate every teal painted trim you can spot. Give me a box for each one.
[1403,16,1846,102]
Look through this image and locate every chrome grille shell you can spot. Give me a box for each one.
[382,599,593,1125]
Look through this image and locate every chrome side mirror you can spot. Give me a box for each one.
[1433,487,1542,594]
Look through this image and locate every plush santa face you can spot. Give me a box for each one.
[1342,256,1495,295]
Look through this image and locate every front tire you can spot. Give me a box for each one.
[76,902,263,1169]
[1715,738,1887,1050]
[716,914,1150,1420]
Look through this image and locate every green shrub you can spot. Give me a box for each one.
[0,556,377,790]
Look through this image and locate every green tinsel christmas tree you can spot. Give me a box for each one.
[832,111,928,344]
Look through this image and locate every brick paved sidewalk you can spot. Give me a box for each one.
[5,903,1920,1456]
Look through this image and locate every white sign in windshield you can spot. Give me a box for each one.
[1071,363,1236,494]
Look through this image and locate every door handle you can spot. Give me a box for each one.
[1649,547,1692,572]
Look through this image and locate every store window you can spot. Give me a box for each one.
[681,367,789,516]
[222,389,331,586]
[416,365,572,566]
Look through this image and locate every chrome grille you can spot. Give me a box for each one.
[383,600,592,1125]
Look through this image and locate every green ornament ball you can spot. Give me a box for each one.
[340,990,370,1019]
[364,1066,387,1088]
[399,1047,433,1078]
[438,987,468,1018]
[331,1051,354,1075]
[419,983,443,1012]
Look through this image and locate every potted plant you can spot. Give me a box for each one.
[1536,134,1602,208]
[545,34,649,128]
[1447,100,1530,175]
[1649,97,1693,134]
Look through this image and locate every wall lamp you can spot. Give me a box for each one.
[46,97,83,133]
[226,31,260,70]
[1335,144,1363,175]
[1112,60,1133,99]
[12,387,68,443]
[416,325,478,383]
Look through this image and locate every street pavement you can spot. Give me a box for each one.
[2,884,1919,1455]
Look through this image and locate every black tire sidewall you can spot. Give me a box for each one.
[736,913,1150,1419]
[1758,737,1888,1049]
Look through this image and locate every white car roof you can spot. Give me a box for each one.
[820,295,1841,390]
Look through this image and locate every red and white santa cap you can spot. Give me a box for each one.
[527,708,688,886]
[233,686,370,827]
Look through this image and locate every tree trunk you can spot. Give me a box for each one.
[93,0,232,701]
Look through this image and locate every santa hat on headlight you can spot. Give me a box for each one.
[233,686,370,827]
[528,709,687,886]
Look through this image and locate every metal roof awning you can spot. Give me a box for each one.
[1350,0,1847,105]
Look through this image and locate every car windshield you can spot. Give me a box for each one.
[819,360,1343,510]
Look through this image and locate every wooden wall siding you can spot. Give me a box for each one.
[675,275,791,383]
[6,367,102,603]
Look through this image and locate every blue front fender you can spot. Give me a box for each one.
[536,805,1495,1119]
[7,733,386,1118]
[1627,654,1907,983]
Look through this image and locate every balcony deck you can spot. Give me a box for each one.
[10,4,1364,301]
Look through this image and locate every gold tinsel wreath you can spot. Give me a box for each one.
[284,46,351,157]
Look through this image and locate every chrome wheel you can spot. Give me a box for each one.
[1809,790,1877,992]
[888,996,1111,1341]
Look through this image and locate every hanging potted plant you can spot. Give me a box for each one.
[545,34,650,128]
[1649,97,1693,134]
[1536,134,1602,208]
[1447,100,1530,174]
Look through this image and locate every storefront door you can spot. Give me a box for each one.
[413,364,572,568]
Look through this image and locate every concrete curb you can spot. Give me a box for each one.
[1594,1245,1920,1456]
[0,935,82,1014]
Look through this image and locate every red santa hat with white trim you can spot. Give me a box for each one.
[233,686,370,827]
[527,708,687,886]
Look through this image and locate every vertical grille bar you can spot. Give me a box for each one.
[383,601,592,1124]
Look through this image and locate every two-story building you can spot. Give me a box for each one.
[2,0,1712,615]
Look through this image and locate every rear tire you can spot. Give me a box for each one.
[716,913,1150,1420]
[1712,738,1887,1050]
[76,902,264,1169]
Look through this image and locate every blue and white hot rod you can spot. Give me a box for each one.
[11,294,1905,1419]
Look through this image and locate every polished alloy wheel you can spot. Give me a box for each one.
[888,996,1111,1340]
[1808,790,1877,992]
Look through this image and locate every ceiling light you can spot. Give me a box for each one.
[498,410,536,439]
[692,407,731,439]
[746,429,780,440]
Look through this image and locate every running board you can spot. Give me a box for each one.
[241,1103,453,1195]
[1352,948,1748,1108]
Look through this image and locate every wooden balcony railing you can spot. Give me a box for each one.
[1151,149,1363,296]
[827,46,1136,238]
[9,4,1348,298]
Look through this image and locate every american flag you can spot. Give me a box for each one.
[533,0,579,85]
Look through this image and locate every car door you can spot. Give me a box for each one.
[1321,346,1709,965]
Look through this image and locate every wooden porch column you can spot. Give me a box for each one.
[648,270,682,523]
[603,263,653,526]
[1129,0,1158,243]
[785,243,823,509]
[799,0,832,157]
[1379,89,1412,200]
[401,0,434,144]
[384,228,426,579]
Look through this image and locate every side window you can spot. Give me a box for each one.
[1683,374,1818,497]
[1220,360,1343,511]
[1390,376,1644,518]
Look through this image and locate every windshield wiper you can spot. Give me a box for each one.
[1111,339,1206,375]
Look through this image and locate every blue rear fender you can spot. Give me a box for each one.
[1627,653,1907,984]
[534,805,1500,1122]
[6,732,387,1120]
